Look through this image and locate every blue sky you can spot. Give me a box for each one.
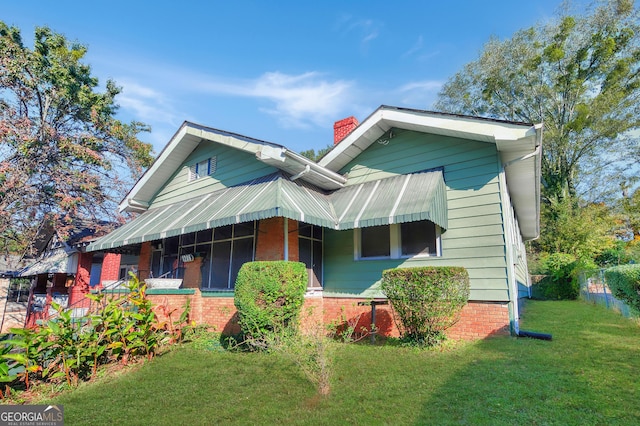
[4,1,580,155]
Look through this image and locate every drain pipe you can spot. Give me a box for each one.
[517,330,552,341]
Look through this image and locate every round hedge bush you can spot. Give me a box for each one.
[381,266,470,346]
[234,261,307,349]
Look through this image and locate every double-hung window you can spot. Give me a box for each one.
[356,220,440,260]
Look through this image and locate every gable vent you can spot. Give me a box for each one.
[188,156,217,181]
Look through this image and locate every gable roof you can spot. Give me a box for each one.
[318,106,542,239]
[115,105,541,241]
[120,122,346,213]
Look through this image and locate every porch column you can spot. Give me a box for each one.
[183,257,203,289]
[99,253,121,287]
[68,251,93,308]
[255,218,299,261]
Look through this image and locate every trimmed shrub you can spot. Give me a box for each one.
[604,264,640,312]
[381,266,470,347]
[234,261,307,349]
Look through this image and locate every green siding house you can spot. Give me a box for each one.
[87,105,542,339]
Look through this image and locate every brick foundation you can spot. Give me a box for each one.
[447,302,511,339]
[145,292,511,341]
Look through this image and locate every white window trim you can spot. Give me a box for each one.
[354,222,442,261]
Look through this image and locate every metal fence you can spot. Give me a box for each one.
[578,269,636,318]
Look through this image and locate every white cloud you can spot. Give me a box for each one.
[397,80,444,108]
[116,80,181,127]
[196,71,354,128]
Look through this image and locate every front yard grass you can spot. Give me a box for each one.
[47,300,640,425]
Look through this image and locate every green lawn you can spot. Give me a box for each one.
[48,300,640,425]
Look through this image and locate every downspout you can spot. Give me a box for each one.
[502,127,551,340]
[282,150,347,187]
[497,165,520,335]
[290,164,310,181]
[500,144,541,335]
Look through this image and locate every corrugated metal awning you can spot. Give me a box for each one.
[88,173,336,251]
[17,248,77,277]
[87,169,447,251]
[332,169,447,230]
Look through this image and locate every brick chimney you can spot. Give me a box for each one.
[333,116,359,145]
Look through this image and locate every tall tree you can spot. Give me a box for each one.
[435,0,640,204]
[0,23,154,258]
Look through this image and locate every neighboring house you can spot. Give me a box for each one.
[0,255,28,333]
[87,106,542,339]
[17,223,136,327]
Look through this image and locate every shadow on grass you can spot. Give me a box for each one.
[414,300,640,425]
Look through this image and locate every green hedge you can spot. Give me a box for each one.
[381,266,470,346]
[604,264,640,311]
[234,261,307,349]
[532,253,580,300]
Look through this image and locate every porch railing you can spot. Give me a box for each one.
[30,279,131,327]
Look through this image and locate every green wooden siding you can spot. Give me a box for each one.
[151,141,277,209]
[323,130,512,302]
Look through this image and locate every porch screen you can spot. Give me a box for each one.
[153,222,256,290]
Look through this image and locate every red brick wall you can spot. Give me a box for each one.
[69,252,94,307]
[333,116,359,144]
[148,291,241,335]
[99,253,121,285]
[255,218,299,262]
[321,298,510,340]
[256,217,285,260]
[447,302,510,339]
[321,297,397,338]
[288,220,299,262]
[183,257,203,288]
[146,293,510,341]
[138,242,152,280]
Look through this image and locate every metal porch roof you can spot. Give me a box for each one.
[87,170,447,252]
[17,248,77,277]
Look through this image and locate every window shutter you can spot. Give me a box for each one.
[209,156,217,175]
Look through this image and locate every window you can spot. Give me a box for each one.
[7,279,30,303]
[298,223,323,288]
[400,221,438,256]
[361,226,390,258]
[188,157,217,181]
[356,220,440,259]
